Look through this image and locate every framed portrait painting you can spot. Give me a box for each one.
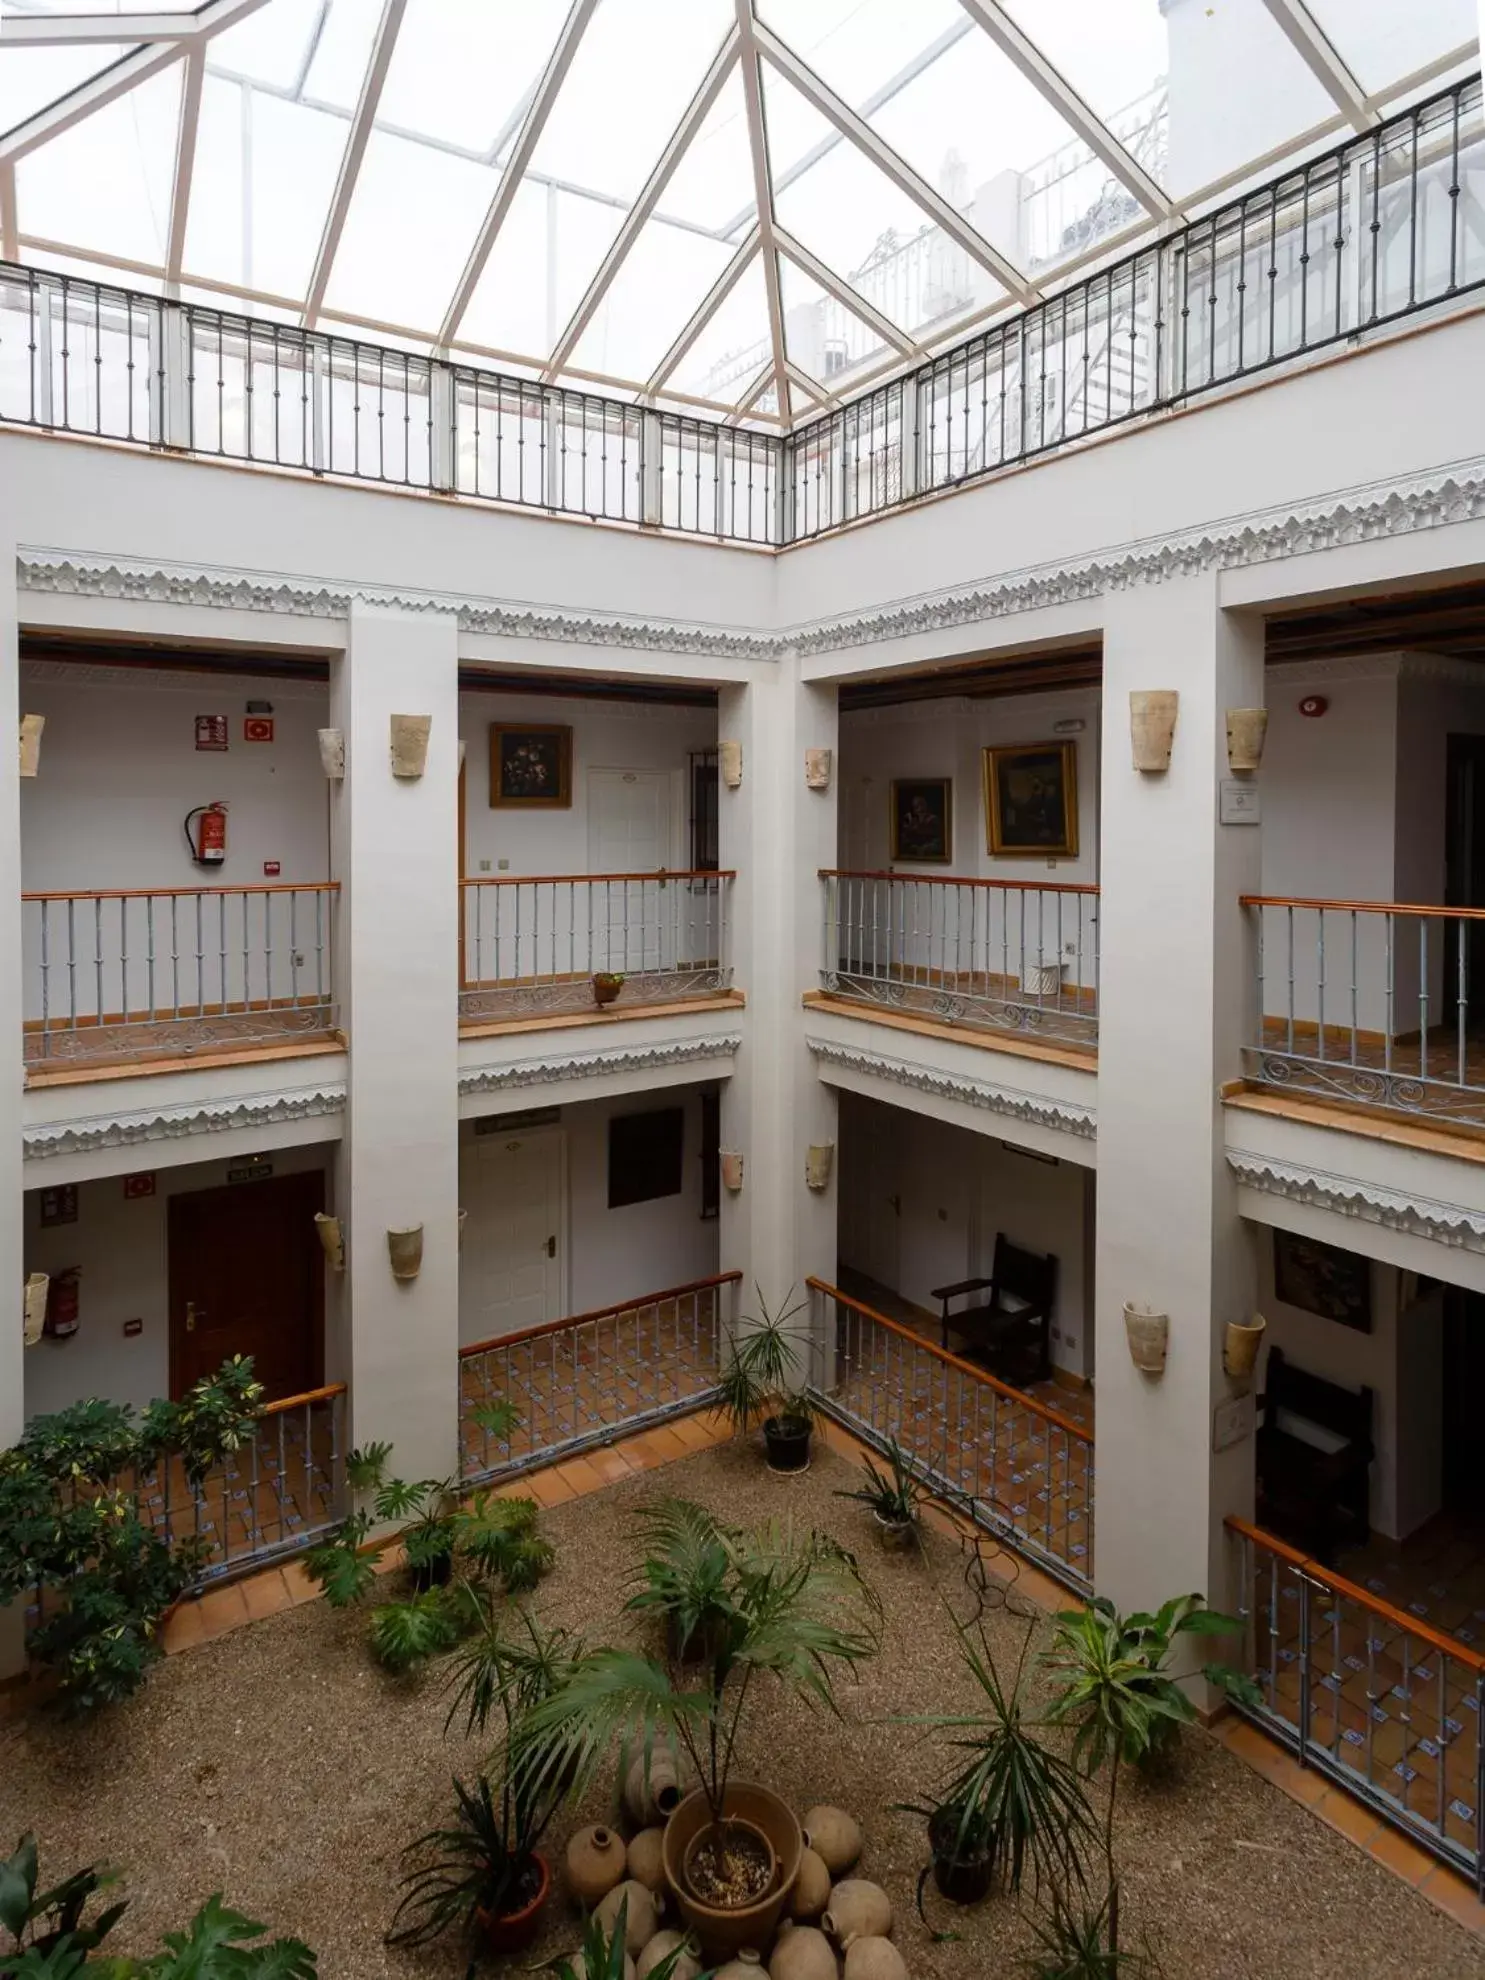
[889,778,952,863]
[489,723,572,809]
[1273,1229,1372,1333]
[983,741,1079,858]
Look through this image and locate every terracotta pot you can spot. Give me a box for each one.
[566,1824,627,1907]
[844,1939,908,1980]
[788,1846,831,1919]
[711,1956,767,1980]
[1129,689,1179,772]
[596,1879,658,1955]
[763,1415,811,1475]
[623,1743,684,1828]
[593,974,624,1008]
[823,1879,892,1947]
[680,1819,775,1929]
[661,1781,802,1966]
[770,1922,837,1980]
[801,1804,862,1877]
[1123,1302,1169,1375]
[1224,1314,1266,1380]
[1226,707,1269,772]
[637,1929,704,1980]
[476,1851,550,1956]
[626,1827,667,1894]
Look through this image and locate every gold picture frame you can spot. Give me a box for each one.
[889,778,953,863]
[983,742,1079,858]
[489,723,573,809]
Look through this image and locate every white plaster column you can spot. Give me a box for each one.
[1,519,25,1676]
[719,663,839,1353]
[330,603,460,1483]
[1094,574,1264,1618]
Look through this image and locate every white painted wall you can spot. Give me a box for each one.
[21,1140,336,1420]
[459,690,714,877]
[456,1085,720,1344]
[836,1091,1091,1377]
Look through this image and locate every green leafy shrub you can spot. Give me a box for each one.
[0,1361,262,1711]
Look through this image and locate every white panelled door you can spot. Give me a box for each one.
[588,769,671,973]
[460,1129,565,1344]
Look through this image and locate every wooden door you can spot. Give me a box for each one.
[168,1170,325,1402]
[460,1128,565,1344]
[588,770,671,972]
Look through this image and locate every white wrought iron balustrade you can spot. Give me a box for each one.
[821,869,1099,1046]
[460,870,734,1022]
[21,882,338,1067]
[1243,896,1485,1127]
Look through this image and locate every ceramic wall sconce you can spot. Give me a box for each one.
[318,728,345,778]
[1123,1301,1169,1374]
[720,1150,745,1192]
[1223,1314,1266,1381]
[387,1225,424,1281]
[805,1143,835,1192]
[390,714,432,779]
[1129,691,1179,772]
[720,740,743,789]
[804,748,833,791]
[23,1272,49,1348]
[1225,709,1268,772]
[18,714,44,779]
[314,1212,345,1273]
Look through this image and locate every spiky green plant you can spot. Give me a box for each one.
[543,1898,701,1980]
[443,1595,584,1745]
[624,1496,735,1660]
[516,1510,879,1880]
[901,1614,1094,1902]
[834,1439,922,1525]
[1023,1890,1153,1979]
[713,1290,815,1438]
[387,1775,554,1952]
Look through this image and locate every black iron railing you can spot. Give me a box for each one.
[2,75,1479,543]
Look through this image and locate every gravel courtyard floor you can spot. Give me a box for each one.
[2,1438,1480,1980]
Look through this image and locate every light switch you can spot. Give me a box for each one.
[497,858,510,871]
[478,859,491,872]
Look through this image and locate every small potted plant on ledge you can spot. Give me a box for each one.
[834,1439,922,1549]
[716,1292,816,1474]
[592,970,625,1008]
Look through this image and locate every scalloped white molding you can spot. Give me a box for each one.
[807,1035,1096,1140]
[1227,1149,1485,1252]
[460,1033,741,1097]
[23,1082,346,1162]
[17,452,1485,659]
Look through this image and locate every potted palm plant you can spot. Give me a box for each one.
[389,1772,557,1958]
[517,1511,880,1964]
[833,1440,921,1549]
[715,1293,816,1474]
[902,1615,1093,1913]
[624,1496,734,1664]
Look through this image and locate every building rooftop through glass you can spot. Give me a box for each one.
[0,0,1477,426]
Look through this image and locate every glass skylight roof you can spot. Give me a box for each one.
[0,0,1477,424]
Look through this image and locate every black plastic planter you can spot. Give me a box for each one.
[763,1413,812,1474]
[410,1549,454,1593]
[928,1808,994,1906]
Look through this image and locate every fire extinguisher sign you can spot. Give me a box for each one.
[195,714,229,751]
[244,716,275,743]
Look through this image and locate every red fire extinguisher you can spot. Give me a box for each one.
[45,1267,80,1339]
[184,801,228,867]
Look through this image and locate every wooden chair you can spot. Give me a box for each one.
[930,1235,1057,1385]
[1256,1346,1375,1564]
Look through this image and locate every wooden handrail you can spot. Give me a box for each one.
[821,869,1099,896]
[22,881,340,903]
[1241,894,1485,921]
[459,1270,742,1361]
[805,1275,1095,1446]
[1226,1515,1485,1675]
[460,870,734,888]
[259,1381,347,1419]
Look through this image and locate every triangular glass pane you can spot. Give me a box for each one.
[0,39,133,136]
[186,75,352,305]
[300,0,385,116]
[568,219,734,389]
[763,63,1004,339]
[205,0,326,91]
[661,64,756,234]
[1305,0,1476,96]
[669,251,772,406]
[320,128,497,333]
[778,251,889,389]
[376,0,569,156]
[999,1,1171,134]
[456,181,634,367]
[16,61,178,268]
